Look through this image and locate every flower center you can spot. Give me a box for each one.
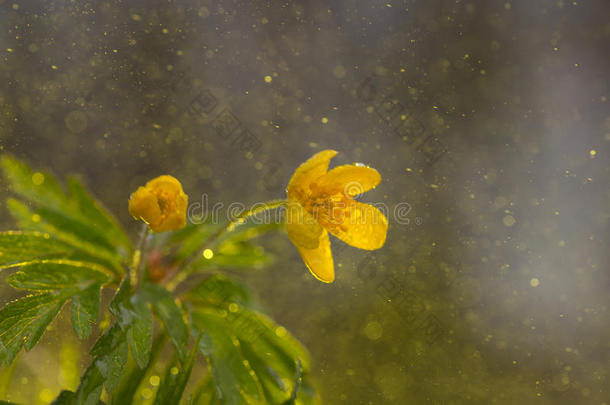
[154,190,176,219]
[304,184,354,233]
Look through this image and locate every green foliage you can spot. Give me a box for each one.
[0,231,73,268]
[0,260,110,364]
[165,222,279,274]
[1,155,131,274]
[153,345,197,405]
[187,276,316,405]
[139,282,189,360]
[0,156,317,404]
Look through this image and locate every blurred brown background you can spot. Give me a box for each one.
[1,0,609,403]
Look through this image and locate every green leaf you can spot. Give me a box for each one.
[213,241,272,268]
[0,231,73,269]
[66,176,131,251]
[187,274,315,404]
[126,294,153,369]
[1,156,131,273]
[112,333,166,405]
[0,155,67,211]
[187,376,220,405]
[76,277,157,404]
[0,292,68,365]
[7,260,110,291]
[0,261,109,363]
[166,222,279,271]
[6,199,124,274]
[72,283,102,339]
[0,350,18,397]
[184,241,273,274]
[7,260,107,340]
[110,280,153,369]
[140,282,189,359]
[87,323,128,393]
[186,274,252,308]
[225,308,310,403]
[166,222,217,262]
[191,309,265,405]
[49,390,76,405]
[153,345,197,405]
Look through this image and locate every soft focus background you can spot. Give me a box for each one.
[1,0,609,403]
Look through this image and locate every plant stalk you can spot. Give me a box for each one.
[130,223,150,288]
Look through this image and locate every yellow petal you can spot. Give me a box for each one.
[146,175,184,195]
[285,201,323,249]
[129,175,188,232]
[322,202,388,250]
[316,164,381,196]
[295,230,334,283]
[285,201,334,282]
[128,187,162,227]
[287,150,337,202]
[154,191,188,232]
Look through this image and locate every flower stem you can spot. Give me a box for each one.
[129,223,150,288]
[166,199,287,290]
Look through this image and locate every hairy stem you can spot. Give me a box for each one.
[130,223,150,288]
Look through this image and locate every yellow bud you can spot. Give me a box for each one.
[128,175,188,232]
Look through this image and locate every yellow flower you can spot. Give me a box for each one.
[128,175,188,232]
[285,150,388,283]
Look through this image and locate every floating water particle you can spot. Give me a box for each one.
[502,215,516,227]
[495,196,507,208]
[149,375,160,386]
[228,303,239,313]
[32,172,44,185]
[141,388,153,399]
[275,326,287,337]
[264,75,272,83]
[131,14,142,21]
[363,321,383,340]
[170,367,179,375]
[203,248,214,259]
[65,110,87,133]
[333,65,346,79]
[530,278,540,287]
[51,65,58,70]
[31,214,41,223]
[589,149,596,157]
[321,117,328,124]
[39,389,54,403]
